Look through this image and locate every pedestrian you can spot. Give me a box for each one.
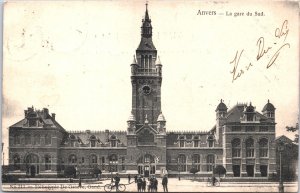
[147,177,151,192]
[134,175,138,183]
[128,174,131,184]
[137,176,143,192]
[142,178,146,192]
[153,177,158,192]
[78,176,82,187]
[114,173,120,191]
[162,175,168,192]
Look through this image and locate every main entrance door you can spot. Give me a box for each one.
[137,154,156,177]
[25,154,39,177]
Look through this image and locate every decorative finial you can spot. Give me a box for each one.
[268,99,270,103]
[146,1,148,10]
[220,99,223,103]
[145,114,149,124]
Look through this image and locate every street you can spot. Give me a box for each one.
[2,178,298,192]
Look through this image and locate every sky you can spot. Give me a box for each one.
[2,0,299,163]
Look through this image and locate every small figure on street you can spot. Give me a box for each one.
[79,177,82,187]
[114,173,120,191]
[153,176,158,192]
[162,175,168,192]
[134,175,138,183]
[147,177,151,192]
[128,174,131,184]
[142,178,146,192]
[212,176,216,186]
[137,175,143,192]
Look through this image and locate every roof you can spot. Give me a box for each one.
[157,112,166,122]
[262,100,275,112]
[225,104,272,123]
[9,107,65,132]
[216,100,227,111]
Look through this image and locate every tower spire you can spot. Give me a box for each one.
[145,1,149,20]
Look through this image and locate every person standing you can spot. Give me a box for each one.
[137,176,143,192]
[162,175,168,192]
[134,175,138,183]
[142,178,146,192]
[114,173,120,191]
[128,174,131,184]
[153,177,158,192]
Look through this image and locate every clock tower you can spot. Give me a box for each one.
[129,3,163,130]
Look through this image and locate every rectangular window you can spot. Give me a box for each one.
[232,149,241,157]
[179,141,184,147]
[232,126,242,132]
[259,126,268,132]
[194,141,199,147]
[259,149,268,157]
[245,126,255,132]
[246,149,254,157]
[82,157,85,163]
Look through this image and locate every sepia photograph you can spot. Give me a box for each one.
[1,0,299,192]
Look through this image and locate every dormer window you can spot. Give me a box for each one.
[193,136,200,147]
[110,135,117,147]
[207,135,214,147]
[90,135,96,147]
[179,136,185,147]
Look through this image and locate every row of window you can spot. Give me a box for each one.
[13,134,52,145]
[140,55,153,69]
[69,135,118,147]
[231,126,270,132]
[178,136,214,147]
[232,138,268,158]
[13,154,51,171]
[176,154,215,172]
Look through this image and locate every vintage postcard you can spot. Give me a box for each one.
[1,0,299,192]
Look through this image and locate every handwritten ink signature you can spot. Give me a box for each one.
[230,20,290,83]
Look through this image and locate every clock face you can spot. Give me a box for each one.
[142,85,151,95]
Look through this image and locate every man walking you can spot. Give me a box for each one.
[114,173,120,191]
[162,175,168,192]
[128,174,131,184]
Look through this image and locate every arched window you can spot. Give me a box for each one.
[33,134,40,145]
[90,154,97,164]
[145,55,148,69]
[68,154,77,164]
[45,134,51,145]
[259,138,268,157]
[246,138,254,157]
[207,136,214,147]
[141,55,145,68]
[193,136,200,147]
[25,134,31,145]
[192,154,201,171]
[90,135,96,147]
[110,135,117,147]
[206,154,215,172]
[178,154,186,172]
[232,138,241,157]
[14,134,20,145]
[179,136,185,147]
[45,155,51,170]
[109,154,118,172]
[13,154,20,170]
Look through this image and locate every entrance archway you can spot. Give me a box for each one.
[25,154,39,177]
[137,154,156,177]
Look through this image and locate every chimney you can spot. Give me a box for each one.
[51,113,56,120]
[24,110,28,117]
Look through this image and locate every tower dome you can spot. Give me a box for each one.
[127,113,136,122]
[157,112,166,122]
[215,99,228,112]
[262,99,275,112]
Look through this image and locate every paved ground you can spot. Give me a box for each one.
[2,178,298,192]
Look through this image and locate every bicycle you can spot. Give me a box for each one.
[104,182,126,192]
[206,177,220,187]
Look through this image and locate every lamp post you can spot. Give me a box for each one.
[278,142,285,193]
[177,157,181,181]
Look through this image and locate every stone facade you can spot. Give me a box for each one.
[8,4,277,179]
